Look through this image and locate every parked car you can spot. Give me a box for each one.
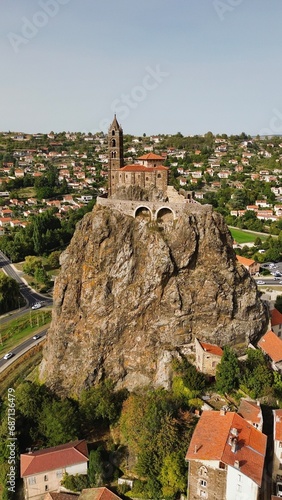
[3,352,14,360]
[31,302,42,310]
[257,280,265,285]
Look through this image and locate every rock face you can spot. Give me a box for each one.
[40,203,268,396]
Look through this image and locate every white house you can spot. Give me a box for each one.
[185,410,267,500]
[21,440,88,500]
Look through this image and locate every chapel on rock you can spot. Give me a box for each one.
[108,115,169,199]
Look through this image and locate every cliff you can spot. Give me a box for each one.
[40,202,268,396]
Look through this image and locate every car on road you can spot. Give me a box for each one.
[257,280,266,285]
[31,302,42,310]
[32,335,41,340]
[3,352,14,360]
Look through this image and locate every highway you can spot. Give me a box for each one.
[0,250,52,369]
[0,250,53,310]
[0,329,47,372]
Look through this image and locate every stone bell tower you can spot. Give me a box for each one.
[108,115,124,197]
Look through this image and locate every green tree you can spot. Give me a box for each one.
[216,347,240,394]
[39,399,80,446]
[88,449,104,487]
[0,272,24,314]
[159,451,187,498]
[22,256,43,276]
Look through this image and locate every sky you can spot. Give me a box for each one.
[1,0,282,137]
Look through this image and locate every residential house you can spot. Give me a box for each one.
[270,308,282,338]
[236,255,260,276]
[185,410,267,500]
[21,440,88,500]
[258,330,282,372]
[195,338,223,376]
[237,399,263,432]
[79,487,122,499]
[272,409,282,486]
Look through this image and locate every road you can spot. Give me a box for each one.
[0,329,47,372]
[0,250,52,369]
[0,250,53,310]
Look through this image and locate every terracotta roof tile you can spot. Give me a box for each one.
[271,308,282,327]
[137,153,164,160]
[120,164,168,172]
[21,440,88,477]
[258,330,282,363]
[236,255,256,266]
[79,487,122,500]
[238,399,262,425]
[273,409,282,441]
[199,341,223,357]
[186,411,267,486]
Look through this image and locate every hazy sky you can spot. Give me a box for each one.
[1,1,282,136]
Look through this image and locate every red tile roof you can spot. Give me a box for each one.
[120,164,168,172]
[236,255,256,266]
[273,409,282,441]
[137,153,164,160]
[271,308,282,327]
[186,411,267,486]
[258,330,282,363]
[79,487,122,500]
[199,341,223,357]
[238,399,262,425]
[21,440,88,477]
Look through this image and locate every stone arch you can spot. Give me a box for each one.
[156,206,174,223]
[135,205,152,220]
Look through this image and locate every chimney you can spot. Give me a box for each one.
[231,437,238,453]
[230,427,239,438]
[220,408,226,416]
[234,459,240,469]
[194,445,198,454]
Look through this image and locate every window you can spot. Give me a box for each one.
[238,474,242,482]
[219,462,226,469]
[45,485,48,491]
[44,475,48,481]
[279,441,282,448]
[200,480,207,487]
[111,139,116,147]
[279,462,282,470]
[112,130,115,136]
[28,477,36,485]
[56,469,63,478]
[200,491,207,498]
[237,484,242,492]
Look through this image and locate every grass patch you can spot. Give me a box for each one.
[229,227,268,244]
[0,311,51,354]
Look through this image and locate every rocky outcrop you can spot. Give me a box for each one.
[40,203,268,396]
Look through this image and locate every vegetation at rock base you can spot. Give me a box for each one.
[0,376,197,499]
[216,346,240,394]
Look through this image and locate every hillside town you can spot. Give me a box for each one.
[1,130,282,234]
[2,126,282,500]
